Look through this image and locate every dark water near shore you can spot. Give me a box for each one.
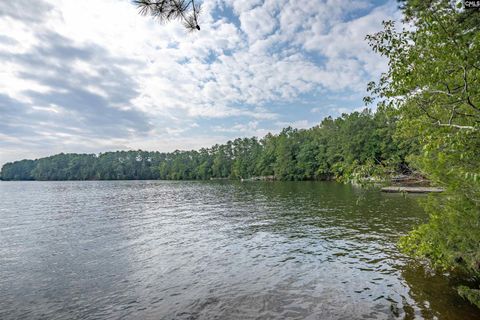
[0,181,478,319]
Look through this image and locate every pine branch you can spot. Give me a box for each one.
[134,0,200,31]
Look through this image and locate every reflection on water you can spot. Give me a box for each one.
[0,181,478,319]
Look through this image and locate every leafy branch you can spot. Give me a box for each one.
[134,0,201,31]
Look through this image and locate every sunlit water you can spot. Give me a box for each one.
[0,181,478,320]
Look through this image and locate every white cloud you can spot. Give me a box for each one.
[0,0,403,164]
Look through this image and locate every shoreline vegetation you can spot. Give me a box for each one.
[1,0,478,311]
[0,109,417,184]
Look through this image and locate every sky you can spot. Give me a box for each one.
[0,0,403,165]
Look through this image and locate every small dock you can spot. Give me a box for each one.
[240,175,276,182]
[381,186,444,193]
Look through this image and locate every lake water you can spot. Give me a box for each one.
[0,181,478,319]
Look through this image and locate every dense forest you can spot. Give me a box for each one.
[0,109,416,182]
[1,0,479,309]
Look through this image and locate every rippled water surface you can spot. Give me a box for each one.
[1,181,479,320]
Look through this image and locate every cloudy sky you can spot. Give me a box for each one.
[0,0,402,165]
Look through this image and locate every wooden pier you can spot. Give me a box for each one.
[381,186,444,193]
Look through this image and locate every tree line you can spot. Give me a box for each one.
[0,109,416,182]
[1,0,479,308]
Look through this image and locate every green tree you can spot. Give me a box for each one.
[0,159,35,180]
[212,143,232,178]
[366,0,480,307]
[255,133,277,177]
